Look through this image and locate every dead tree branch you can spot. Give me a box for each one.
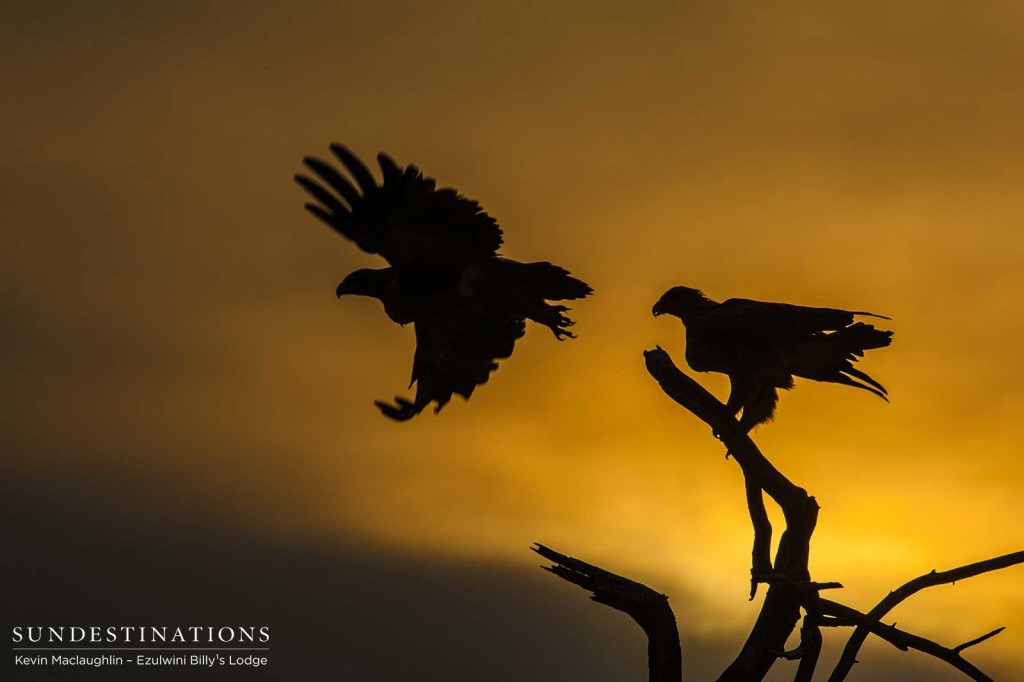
[532,543,682,682]
[818,598,996,681]
[827,551,1024,681]
[644,347,819,681]
[745,476,773,599]
[792,610,823,682]
[535,347,1022,681]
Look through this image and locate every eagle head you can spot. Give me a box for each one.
[336,268,396,299]
[652,286,712,319]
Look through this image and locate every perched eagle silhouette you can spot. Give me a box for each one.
[652,286,893,431]
[295,144,592,421]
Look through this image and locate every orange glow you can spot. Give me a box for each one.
[4,1,1024,674]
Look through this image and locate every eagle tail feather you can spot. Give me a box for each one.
[844,366,888,396]
[785,322,892,402]
[826,372,890,402]
[523,261,593,301]
[850,311,892,321]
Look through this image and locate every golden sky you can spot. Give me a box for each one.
[4,1,1024,679]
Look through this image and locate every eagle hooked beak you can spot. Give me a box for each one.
[336,281,352,298]
[652,301,665,317]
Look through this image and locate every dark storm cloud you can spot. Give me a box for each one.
[3,472,1003,682]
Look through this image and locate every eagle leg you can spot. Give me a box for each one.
[710,374,750,447]
[725,373,752,419]
[738,386,780,433]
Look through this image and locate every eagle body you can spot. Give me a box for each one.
[296,144,591,420]
[653,286,892,431]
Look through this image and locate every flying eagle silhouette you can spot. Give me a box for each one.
[295,144,591,421]
[653,286,893,431]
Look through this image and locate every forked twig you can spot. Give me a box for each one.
[828,551,1024,681]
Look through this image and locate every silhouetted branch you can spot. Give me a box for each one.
[954,627,1005,653]
[644,347,819,681]
[792,612,823,682]
[762,575,843,594]
[532,543,681,682]
[645,342,777,600]
[817,599,995,681]
[543,347,1018,681]
[643,347,814,579]
[745,477,772,599]
[643,348,797,501]
[827,550,1024,681]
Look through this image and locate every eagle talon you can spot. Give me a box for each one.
[374,396,419,421]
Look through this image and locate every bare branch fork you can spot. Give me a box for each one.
[826,550,1024,682]
[534,347,1024,681]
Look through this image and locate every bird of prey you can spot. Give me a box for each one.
[295,144,592,421]
[652,286,893,432]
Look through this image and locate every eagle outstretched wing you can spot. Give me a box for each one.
[703,299,889,345]
[374,305,527,421]
[295,144,504,268]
